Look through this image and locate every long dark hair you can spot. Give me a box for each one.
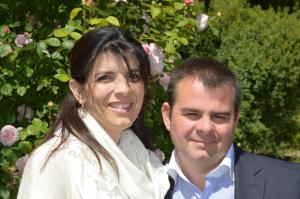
[42,26,151,175]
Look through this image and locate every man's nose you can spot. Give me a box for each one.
[195,116,214,134]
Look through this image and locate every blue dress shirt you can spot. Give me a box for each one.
[168,145,235,199]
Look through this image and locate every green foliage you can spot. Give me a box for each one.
[210,0,300,157]
[0,0,209,197]
[1,0,300,197]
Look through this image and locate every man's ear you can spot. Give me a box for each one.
[69,79,86,105]
[161,102,171,131]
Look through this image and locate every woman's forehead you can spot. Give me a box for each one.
[94,52,140,71]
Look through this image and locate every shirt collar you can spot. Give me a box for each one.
[168,144,235,183]
[207,144,235,180]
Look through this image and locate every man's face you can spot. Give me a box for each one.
[162,76,239,168]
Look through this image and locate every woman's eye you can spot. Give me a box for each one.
[97,75,112,82]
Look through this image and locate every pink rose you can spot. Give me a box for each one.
[15,32,33,47]
[143,43,164,75]
[142,43,150,54]
[153,148,165,162]
[16,154,29,175]
[159,73,171,91]
[196,14,209,32]
[85,0,93,6]
[184,0,193,5]
[0,125,20,146]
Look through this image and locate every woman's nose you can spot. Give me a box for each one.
[114,76,131,95]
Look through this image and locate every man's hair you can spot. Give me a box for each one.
[167,58,241,114]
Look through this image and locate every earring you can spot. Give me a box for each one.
[78,103,87,118]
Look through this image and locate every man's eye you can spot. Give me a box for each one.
[213,114,229,123]
[184,113,199,120]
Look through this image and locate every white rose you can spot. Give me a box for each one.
[196,14,209,32]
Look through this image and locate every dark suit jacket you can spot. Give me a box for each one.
[164,146,300,199]
[234,146,300,199]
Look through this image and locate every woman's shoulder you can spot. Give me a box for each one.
[27,134,97,171]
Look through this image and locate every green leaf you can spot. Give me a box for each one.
[54,74,70,82]
[177,19,190,27]
[64,25,76,32]
[25,23,33,32]
[8,21,21,28]
[165,31,178,39]
[44,38,61,47]
[37,41,47,51]
[164,42,176,54]
[174,2,185,10]
[51,51,64,60]
[26,124,41,137]
[0,44,12,58]
[163,7,175,16]
[0,83,13,96]
[36,85,43,91]
[178,37,188,45]
[26,66,33,77]
[62,40,74,50]
[18,141,32,153]
[70,8,82,20]
[56,68,66,74]
[9,48,20,61]
[105,16,120,26]
[150,6,161,19]
[53,28,70,37]
[70,32,82,40]
[0,189,10,199]
[89,18,104,25]
[17,86,27,96]
[1,68,14,77]
[210,26,220,37]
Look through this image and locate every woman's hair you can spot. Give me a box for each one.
[42,26,151,175]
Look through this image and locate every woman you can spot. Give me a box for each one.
[17,26,161,199]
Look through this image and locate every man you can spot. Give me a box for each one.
[157,58,300,199]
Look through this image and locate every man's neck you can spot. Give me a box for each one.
[175,152,223,191]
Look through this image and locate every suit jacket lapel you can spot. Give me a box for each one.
[234,146,266,199]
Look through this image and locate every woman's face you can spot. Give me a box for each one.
[72,52,145,143]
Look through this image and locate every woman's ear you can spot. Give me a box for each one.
[69,79,86,105]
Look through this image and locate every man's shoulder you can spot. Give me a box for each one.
[235,146,300,173]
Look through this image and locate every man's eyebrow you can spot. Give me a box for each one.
[213,112,231,116]
[181,107,200,113]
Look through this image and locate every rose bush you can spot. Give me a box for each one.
[1,0,300,198]
[0,0,217,197]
